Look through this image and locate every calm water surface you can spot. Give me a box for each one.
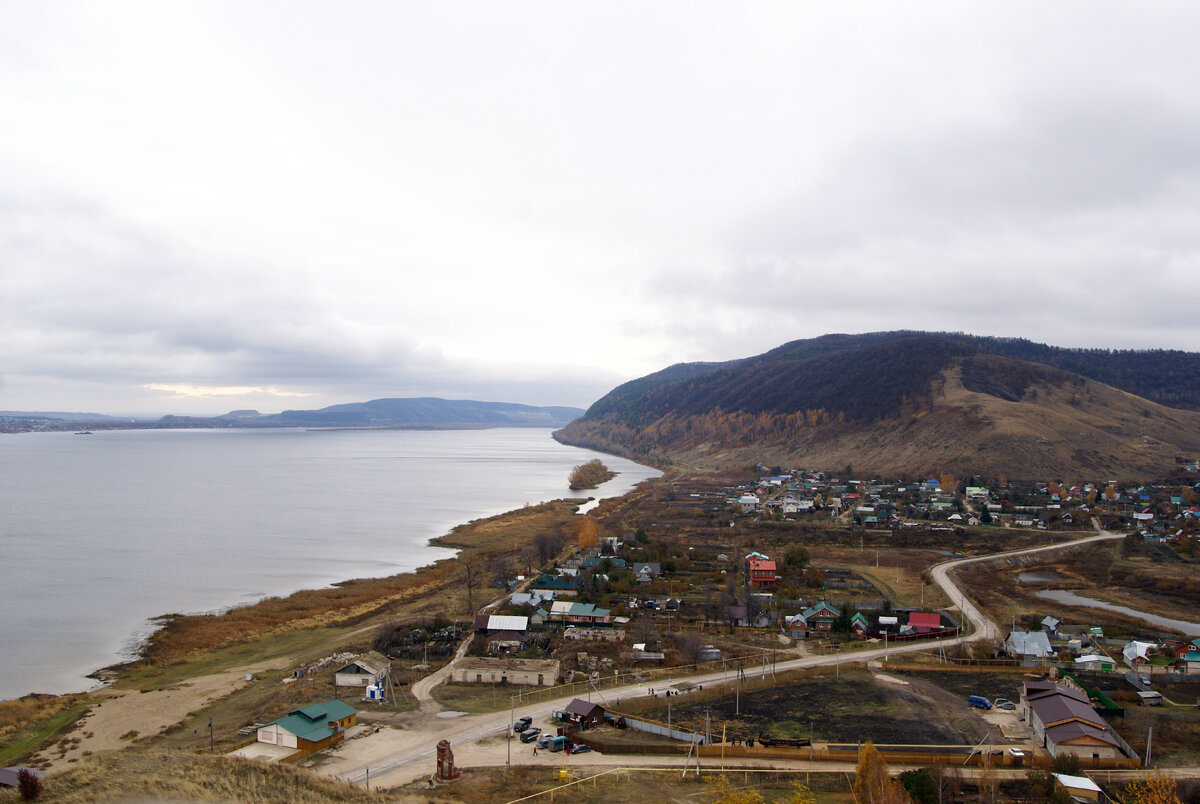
[1034,589,1200,634]
[0,428,658,700]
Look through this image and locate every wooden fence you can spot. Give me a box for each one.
[880,660,1038,675]
[565,734,1141,770]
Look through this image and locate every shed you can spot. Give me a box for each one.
[559,698,605,729]
[334,651,391,688]
[1052,774,1102,802]
[1137,691,1163,706]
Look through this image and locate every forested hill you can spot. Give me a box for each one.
[580,332,1200,426]
[554,332,1200,479]
[261,398,583,428]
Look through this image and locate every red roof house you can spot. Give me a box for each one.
[747,557,778,589]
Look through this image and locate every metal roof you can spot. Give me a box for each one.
[487,615,529,632]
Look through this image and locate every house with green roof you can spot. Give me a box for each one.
[548,600,611,625]
[256,699,358,752]
[531,573,579,596]
[801,601,841,634]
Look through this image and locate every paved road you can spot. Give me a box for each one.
[336,528,1125,785]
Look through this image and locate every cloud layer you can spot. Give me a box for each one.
[3,3,1199,415]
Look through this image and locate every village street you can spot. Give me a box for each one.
[318,528,1127,789]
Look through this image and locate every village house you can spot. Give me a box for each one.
[1022,681,1129,760]
[531,573,579,597]
[557,698,605,729]
[631,562,662,583]
[509,590,556,608]
[801,601,840,634]
[474,614,531,653]
[1122,640,1156,668]
[746,555,778,589]
[548,601,611,626]
[907,612,943,634]
[1006,629,1054,662]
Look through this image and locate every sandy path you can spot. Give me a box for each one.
[36,660,288,769]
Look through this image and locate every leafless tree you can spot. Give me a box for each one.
[677,632,705,665]
[459,555,483,614]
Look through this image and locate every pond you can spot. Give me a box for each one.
[1017,570,1065,583]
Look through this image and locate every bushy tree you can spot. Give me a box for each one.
[899,768,937,804]
[704,774,764,804]
[784,543,810,570]
[853,742,910,804]
[788,781,817,804]
[1119,770,1182,804]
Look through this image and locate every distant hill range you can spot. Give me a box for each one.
[2,398,584,433]
[553,332,1200,480]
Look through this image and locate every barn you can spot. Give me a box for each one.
[256,700,358,753]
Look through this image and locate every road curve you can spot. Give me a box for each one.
[334,527,1125,786]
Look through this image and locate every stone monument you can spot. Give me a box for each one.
[435,739,460,781]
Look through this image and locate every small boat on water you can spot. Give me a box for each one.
[74,430,93,435]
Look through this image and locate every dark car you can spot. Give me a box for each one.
[514,716,532,734]
[520,727,541,743]
[571,744,593,754]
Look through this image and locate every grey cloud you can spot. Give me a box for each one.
[0,191,609,409]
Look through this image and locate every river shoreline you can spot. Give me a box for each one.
[0,427,661,703]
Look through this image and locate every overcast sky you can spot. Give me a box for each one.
[4,3,1200,417]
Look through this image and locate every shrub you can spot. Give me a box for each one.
[17,768,42,801]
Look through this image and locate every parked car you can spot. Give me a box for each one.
[967,695,992,709]
[536,734,552,749]
[520,727,541,743]
[571,744,593,754]
[514,716,532,734]
[994,698,1015,710]
[546,735,573,753]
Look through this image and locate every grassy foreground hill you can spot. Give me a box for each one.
[555,332,1200,480]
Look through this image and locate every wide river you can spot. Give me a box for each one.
[0,427,659,701]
